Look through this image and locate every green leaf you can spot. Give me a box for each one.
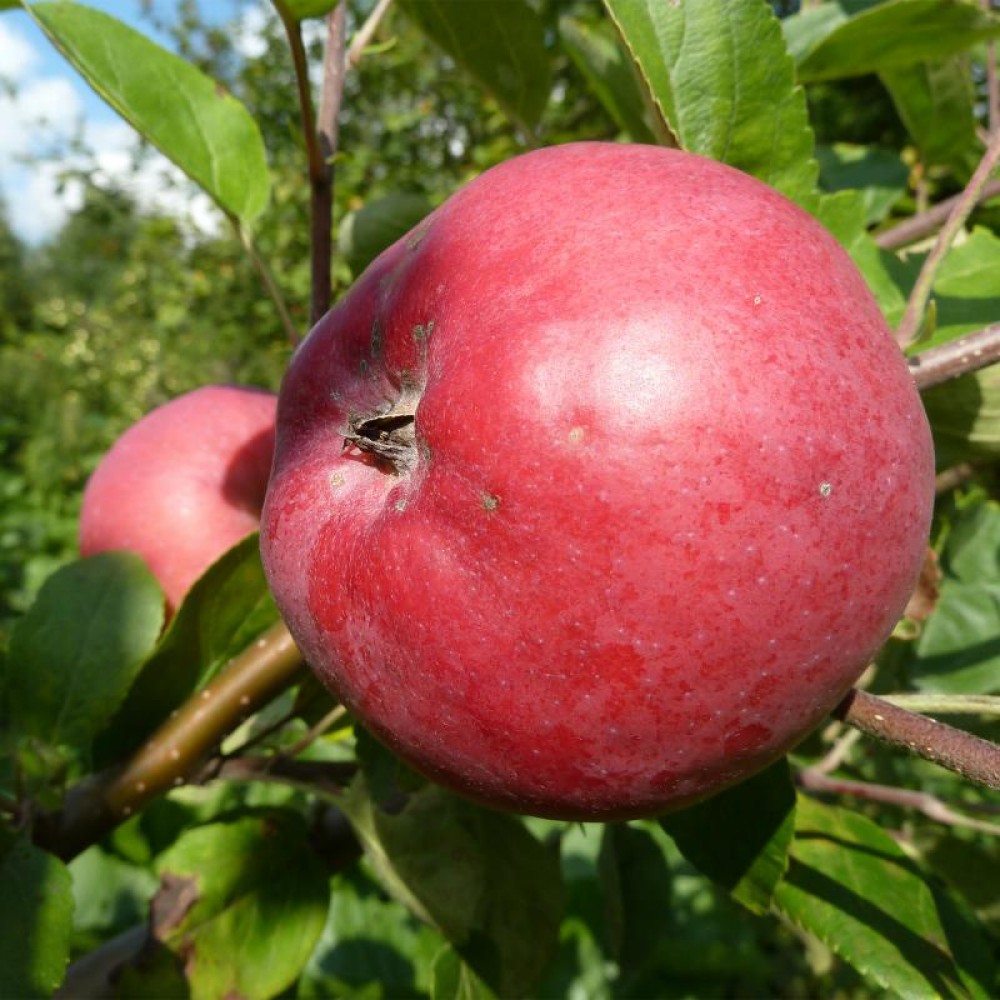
[603,0,819,209]
[340,776,564,998]
[598,823,672,986]
[922,227,1000,348]
[299,868,445,998]
[94,534,280,765]
[781,3,850,67]
[338,193,433,277]
[6,552,163,760]
[814,190,913,324]
[431,948,497,1000]
[559,16,656,143]
[774,797,998,998]
[151,811,330,1000]
[914,228,1000,466]
[69,845,158,946]
[28,1,270,223]
[397,0,551,134]
[0,832,74,999]
[659,759,796,916]
[816,143,909,226]
[922,833,1000,935]
[911,496,1000,694]
[791,0,1000,83]
[882,58,981,179]
[274,0,339,20]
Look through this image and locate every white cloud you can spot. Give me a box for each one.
[6,116,224,244]
[0,76,83,159]
[232,3,271,61]
[0,19,39,81]
[8,162,85,244]
[89,122,223,239]
[0,16,224,243]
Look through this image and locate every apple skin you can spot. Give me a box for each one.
[80,385,277,614]
[261,142,935,820]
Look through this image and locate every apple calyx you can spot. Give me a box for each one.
[343,395,418,475]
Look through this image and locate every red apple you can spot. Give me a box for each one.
[80,385,277,614]
[261,143,934,820]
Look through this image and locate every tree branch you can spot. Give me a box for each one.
[34,622,306,862]
[833,689,1000,792]
[874,178,1000,251]
[896,127,1000,348]
[310,3,347,326]
[796,769,1000,836]
[198,755,357,798]
[277,2,345,327]
[347,0,394,68]
[985,0,1000,137]
[907,322,1000,389]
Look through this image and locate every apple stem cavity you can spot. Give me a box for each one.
[344,397,420,475]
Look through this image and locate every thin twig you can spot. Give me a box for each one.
[908,322,1000,389]
[347,0,394,68]
[797,769,1000,836]
[280,704,348,761]
[34,623,306,862]
[201,755,356,798]
[834,689,1000,792]
[223,704,301,757]
[874,178,1000,251]
[235,220,300,345]
[896,128,1000,348]
[814,728,864,776]
[935,462,978,494]
[55,926,148,1000]
[986,0,1000,136]
[277,2,337,327]
[881,693,1000,717]
[310,3,348,324]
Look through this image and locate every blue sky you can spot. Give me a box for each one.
[0,1,260,242]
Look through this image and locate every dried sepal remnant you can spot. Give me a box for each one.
[344,410,417,475]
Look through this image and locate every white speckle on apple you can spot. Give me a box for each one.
[819,482,832,497]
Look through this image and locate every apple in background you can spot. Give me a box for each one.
[261,142,935,820]
[80,385,277,614]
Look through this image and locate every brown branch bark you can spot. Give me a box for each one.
[907,322,1000,389]
[277,3,346,328]
[34,622,306,862]
[833,689,1000,792]
[797,769,1000,835]
[986,0,1000,137]
[874,178,1000,251]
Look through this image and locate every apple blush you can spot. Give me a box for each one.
[261,143,935,820]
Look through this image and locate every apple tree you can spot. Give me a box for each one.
[3,1,1000,997]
